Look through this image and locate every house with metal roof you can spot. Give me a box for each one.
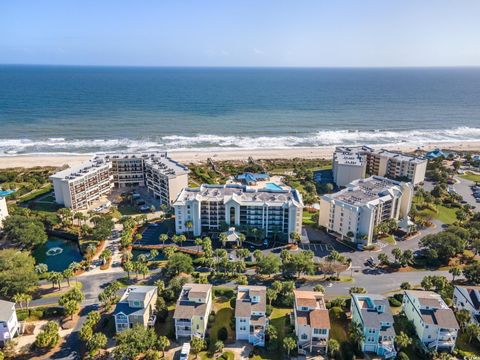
[113,286,158,333]
[350,293,397,358]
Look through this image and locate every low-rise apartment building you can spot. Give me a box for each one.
[403,290,459,352]
[350,293,397,358]
[319,176,413,247]
[332,146,427,186]
[113,286,158,333]
[51,151,189,210]
[453,285,480,325]
[0,300,19,345]
[235,286,268,347]
[0,195,8,229]
[173,184,303,240]
[173,284,213,339]
[293,290,330,355]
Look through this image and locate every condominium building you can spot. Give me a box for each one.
[332,146,427,186]
[0,300,19,345]
[293,290,330,355]
[173,284,213,339]
[350,293,397,358]
[113,286,158,333]
[403,290,459,352]
[51,152,189,210]
[319,176,413,247]
[173,184,303,240]
[0,196,8,229]
[235,286,268,347]
[453,285,480,325]
[50,159,113,210]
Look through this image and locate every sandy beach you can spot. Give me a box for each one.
[0,141,479,169]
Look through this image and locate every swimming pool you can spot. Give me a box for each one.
[0,189,15,197]
[264,183,283,191]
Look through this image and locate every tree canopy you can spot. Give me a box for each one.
[0,249,38,297]
[2,215,47,248]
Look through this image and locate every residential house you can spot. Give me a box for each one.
[350,293,397,358]
[235,286,268,346]
[113,286,157,333]
[293,290,330,355]
[173,284,213,339]
[0,300,19,345]
[453,285,480,325]
[403,290,459,352]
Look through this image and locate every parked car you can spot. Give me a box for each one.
[179,343,191,360]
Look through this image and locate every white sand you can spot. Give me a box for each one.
[0,141,479,169]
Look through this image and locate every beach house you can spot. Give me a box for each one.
[113,286,158,333]
[453,285,480,325]
[403,290,459,352]
[173,284,213,339]
[235,286,268,346]
[0,300,19,345]
[292,290,330,355]
[350,293,397,358]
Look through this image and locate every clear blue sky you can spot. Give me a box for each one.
[1,0,479,67]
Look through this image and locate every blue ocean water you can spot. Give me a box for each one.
[0,65,479,154]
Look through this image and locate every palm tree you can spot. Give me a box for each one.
[195,238,203,254]
[395,331,412,351]
[219,233,228,248]
[85,243,97,261]
[178,234,186,247]
[449,267,461,283]
[348,321,365,351]
[123,261,134,280]
[238,233,246,248]
[184,220,193,238]
[327,339,340,359]
[159,233,168,246]
[62,268,74,287]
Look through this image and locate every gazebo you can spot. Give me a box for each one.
[220,227,243,247]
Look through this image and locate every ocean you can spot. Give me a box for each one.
[1,65,480,155]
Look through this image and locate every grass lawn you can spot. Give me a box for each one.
[28,201,62,212]
[209,297,234,345]
[39,281,83,299]
[329,313,356,360]
[460,171,480,183]
[118,203,141,216]
[418,205,458,225]
[302,211,317,226]
[380,234,396,245]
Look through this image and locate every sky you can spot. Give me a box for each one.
[1,0,480,67]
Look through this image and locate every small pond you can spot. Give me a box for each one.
[33,237,83,272]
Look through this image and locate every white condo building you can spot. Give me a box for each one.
[403,290,459,352]
[50,152,189,210]
[173,184,303,240]
[0,196,9,229]
[319,176,413,247]
[332,146,427,186]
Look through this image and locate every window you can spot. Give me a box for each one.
[301,334,308,340]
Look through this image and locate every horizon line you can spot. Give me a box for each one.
[1,63,480,70]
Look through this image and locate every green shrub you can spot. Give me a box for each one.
[397,351,409,360]
[214,287,235,298]
[217,327,228,342]
[266,304,273,317]
[388,297,402,307]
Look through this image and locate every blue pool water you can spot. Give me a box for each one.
[264,183,283,191]
[0,189,15,197]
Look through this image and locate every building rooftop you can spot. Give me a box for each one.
[0,300,15,322]
[455,285,480,311]
[235,286,267,318]
[49,159,110,181]
[294,290,330,329]
[352,294,395,332]
[405,290,459,329]
[323,176,405,206]
[173,284,212,319]
[174,183,303,207]
[334,145,426,165]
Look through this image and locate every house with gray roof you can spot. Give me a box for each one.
[350,293,397,358]
[173,283,213,339]
[0,300,19,345]
[235,286,267,346]
[453,285,480,325]
[113,286,157,333]
[403,290,459,352]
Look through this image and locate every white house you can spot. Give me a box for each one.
[173,284,213,339]
[0,300,19,345]
[403,290,459,352]
[113,286,158,333]
[350,293,397,358]
[453,285,480,325]
[235,286,268,347]
[293,290,330,355]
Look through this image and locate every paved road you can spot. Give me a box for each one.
[453,176,479,211]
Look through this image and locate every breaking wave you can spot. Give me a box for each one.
[1,127,480,155]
